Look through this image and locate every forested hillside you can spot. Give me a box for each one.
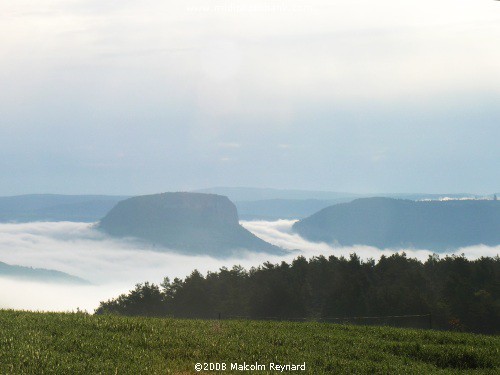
[293,198,500,250]
[96,253,500,334]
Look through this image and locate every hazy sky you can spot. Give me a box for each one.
[1,0,499,195]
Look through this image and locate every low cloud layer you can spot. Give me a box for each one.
[0,221,295,312]
[0,220,498,312]
[241,220,500,261]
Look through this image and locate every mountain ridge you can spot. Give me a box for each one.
[292,197,500,251]
[0,194,128,223]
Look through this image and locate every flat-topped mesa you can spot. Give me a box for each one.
[98,192,283,257]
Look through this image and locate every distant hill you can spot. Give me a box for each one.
[236,199,353,220]
[293,197,500,251]
[193,187,359,201]
[193,187,489,203]
[0,194,128,222]
[1,191,492,223]
[384,193,482,201]
[0,261,90,285]
[194,188,494,221]
[98,192,283,257]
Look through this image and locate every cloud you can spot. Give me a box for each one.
[0,221,294,311]
[0,222,280,286]
[240,219,500,261]
[0,220,498,312]
[218,142,241,149]
[0,278,128,313]
[1,1,499,195]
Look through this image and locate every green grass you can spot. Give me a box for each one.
[0,310,498,374]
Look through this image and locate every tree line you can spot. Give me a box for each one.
[95,253,500,334]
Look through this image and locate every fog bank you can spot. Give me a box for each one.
[0,221,498,312]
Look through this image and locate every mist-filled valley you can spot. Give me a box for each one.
[2,1,500,372]
[1,218,498,312]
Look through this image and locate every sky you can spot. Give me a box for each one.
[1,220,498,312]
[1,0,499,196]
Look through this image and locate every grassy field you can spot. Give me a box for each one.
[0,310,498,374]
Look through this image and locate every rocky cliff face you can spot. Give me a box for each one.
[98,192,282,257]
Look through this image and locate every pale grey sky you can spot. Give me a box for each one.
[1,0,499,195]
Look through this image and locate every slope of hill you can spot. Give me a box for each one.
[0,311,497,374]
[235,198,353,220]
[193,187,359,201]
[194,188,493,221]
[193,187,487,203]
[293,198,500,250]
[0,261,89,285]
[98,192,283,257]
[0,191,491,223]
[0,194,128,222]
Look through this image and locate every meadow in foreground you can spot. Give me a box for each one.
[0,310,498,374]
